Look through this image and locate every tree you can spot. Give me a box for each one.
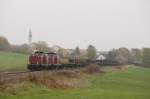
[57,48,69,58]
[75,46,80,55]
[129,48,142,65]
[87,45,96,60]
[117,48,130,64]
[106,48,130,64]
[107,49,119,62]
[0,36,11,51]
[32,41,51,52]
[57,48,64,58]
[142,48,150,67]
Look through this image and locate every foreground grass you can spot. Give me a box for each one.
[0,66,150,99]
[0,51,28,70]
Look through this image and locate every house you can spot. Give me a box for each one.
[96,51,107,61]
[96,54,106,61]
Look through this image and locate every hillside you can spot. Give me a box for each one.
[0,51,28,70]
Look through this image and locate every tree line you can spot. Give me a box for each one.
[0,36,150,67]
[0,36,51,54]
[0,36,96,59]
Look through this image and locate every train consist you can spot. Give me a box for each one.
[27,51,121,70]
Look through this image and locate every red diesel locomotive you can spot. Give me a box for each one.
[27,51,60,70]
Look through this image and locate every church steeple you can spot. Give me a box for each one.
[29,28,32,44]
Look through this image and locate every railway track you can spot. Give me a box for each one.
[0,69,69,82]
[0,70,35,82]
[0,71,29,75]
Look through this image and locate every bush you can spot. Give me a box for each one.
[82,64,104,74]
[27,70,88,89]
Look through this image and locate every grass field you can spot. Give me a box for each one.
[0,51,28,70]
[0,66,150,99]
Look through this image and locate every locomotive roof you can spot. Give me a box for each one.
[34,51,44,54]
[33,51,56,55]
[46,52,56,54]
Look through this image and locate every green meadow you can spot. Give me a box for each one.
[0,51,28,70]
[0,66,150,99]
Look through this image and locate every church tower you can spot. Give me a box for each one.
[29,28,32,44]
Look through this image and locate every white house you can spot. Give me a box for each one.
[96,54,106,61]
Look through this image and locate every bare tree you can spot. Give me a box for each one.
[32,41,51,52]
[117,48,130,64]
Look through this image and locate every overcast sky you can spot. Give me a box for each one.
[0,0,150,51]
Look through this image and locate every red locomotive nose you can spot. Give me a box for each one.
[29,55,38,64]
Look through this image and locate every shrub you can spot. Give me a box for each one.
[82,64,104,74]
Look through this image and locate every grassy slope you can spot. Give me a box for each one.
[0,66,150,99]
[0,51,28,70]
